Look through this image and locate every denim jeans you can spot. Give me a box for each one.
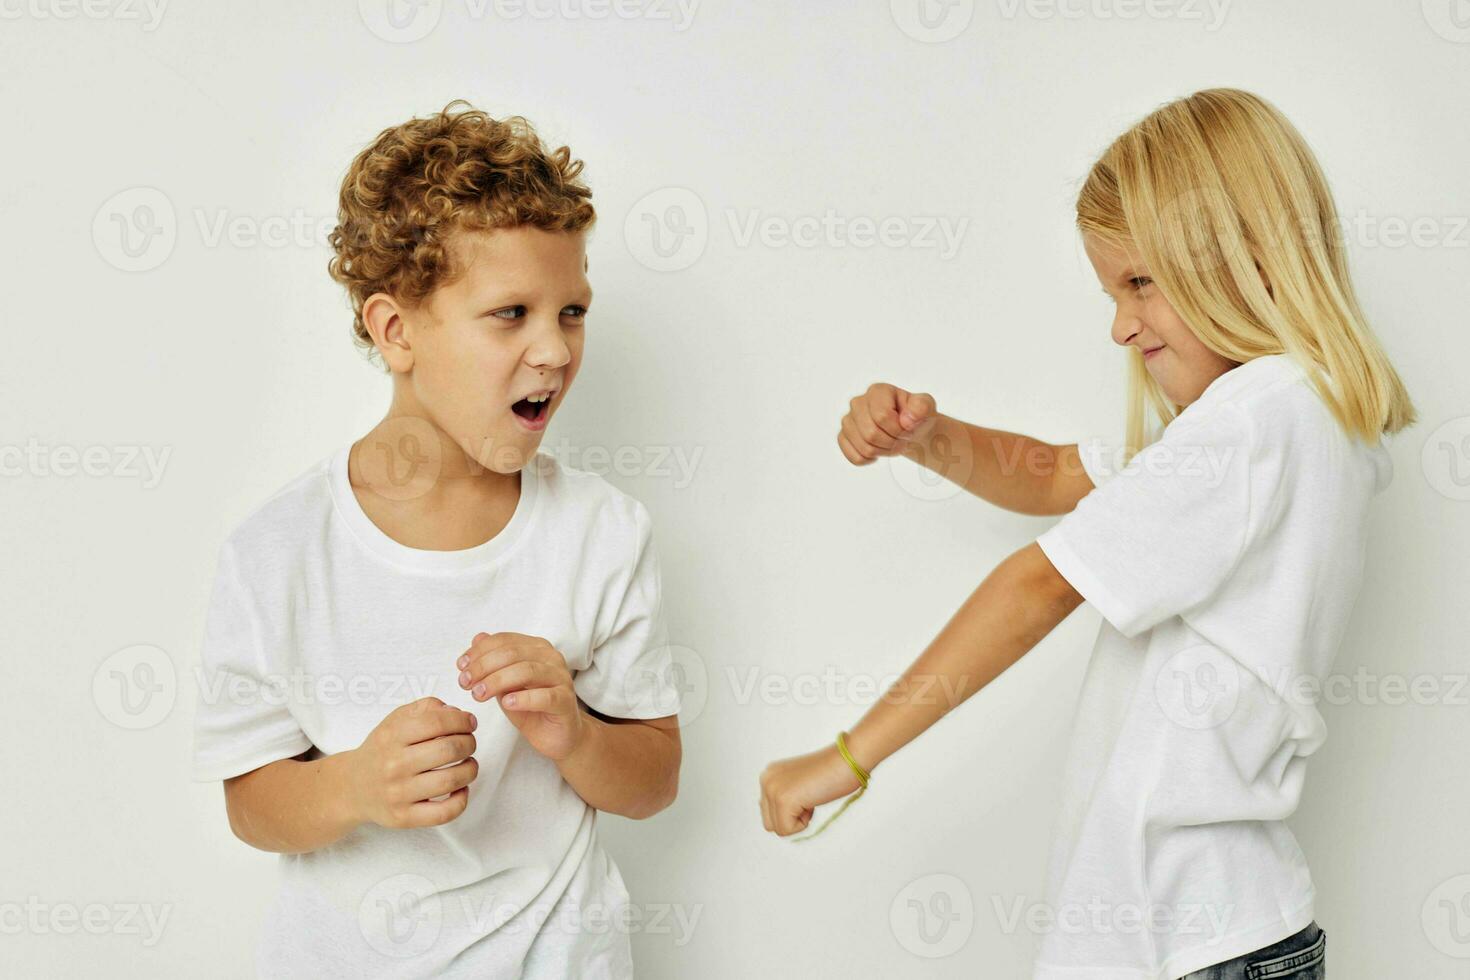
[1178,922,1325,979]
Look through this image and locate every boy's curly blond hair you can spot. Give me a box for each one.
[327,100,595,358]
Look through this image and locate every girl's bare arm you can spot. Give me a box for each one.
[902,413,1095,516]
[837,382,1095,516]
[759,542,1083,836]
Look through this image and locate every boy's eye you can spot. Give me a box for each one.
[561,305,588,319]
[490,305,526,321]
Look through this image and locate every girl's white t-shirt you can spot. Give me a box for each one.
[190,446,682,979]
[1034,354,1392,979]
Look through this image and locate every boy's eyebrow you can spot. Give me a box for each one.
[474,284,594,310]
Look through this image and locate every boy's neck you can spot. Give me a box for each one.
[346,412,523,553]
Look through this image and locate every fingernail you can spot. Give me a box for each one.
[457,655,468,669]
[469,714,477,730]
[473,682,486,698]
[459,670,471,686]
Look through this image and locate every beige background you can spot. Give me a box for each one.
[2,1,1467,976]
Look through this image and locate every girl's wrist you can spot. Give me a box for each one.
[899,412,951,462]
[839,726,882,778]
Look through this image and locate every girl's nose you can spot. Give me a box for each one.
[1111,310,1143,348]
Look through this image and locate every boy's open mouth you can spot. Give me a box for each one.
[511,390,556,423]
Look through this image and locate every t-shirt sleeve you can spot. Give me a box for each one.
[190,540,313,782]
[1075,434,1122,488]
[1037,403,1256,638]
[573,502,683,720]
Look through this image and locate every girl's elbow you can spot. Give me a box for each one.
[1012,542,1084,614]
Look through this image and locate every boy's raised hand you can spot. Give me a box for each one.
[838,382,939,466]
[457,632,588,762]
[343,697,479,829]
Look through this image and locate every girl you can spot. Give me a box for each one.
[759,88,1414,980]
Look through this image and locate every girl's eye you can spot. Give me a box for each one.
[561,305,588,319]
[1131,276,1153,290]
[491,305,526,321]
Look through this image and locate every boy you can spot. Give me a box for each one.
[190,101,682,978]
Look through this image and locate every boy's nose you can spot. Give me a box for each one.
[526,321,573,369]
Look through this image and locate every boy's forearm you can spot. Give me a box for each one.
[224,751,362,855]
[556,714,680,820]
[901,414,1077,515]
[844,543,1083,773]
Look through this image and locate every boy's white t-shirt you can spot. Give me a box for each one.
[190,446,682,979]
[1034,354,1392,980]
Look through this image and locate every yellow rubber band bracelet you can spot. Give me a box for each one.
[792,731,870,842]
[835,730,871,787]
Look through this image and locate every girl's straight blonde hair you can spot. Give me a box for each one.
[1076,88,1415,455]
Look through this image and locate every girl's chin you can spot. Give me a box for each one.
[1148,369,1185,404]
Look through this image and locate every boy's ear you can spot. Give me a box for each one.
[362,292,415,373]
